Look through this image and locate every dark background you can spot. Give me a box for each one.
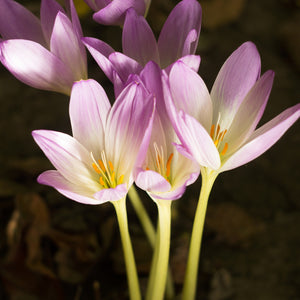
[0,0,299,299]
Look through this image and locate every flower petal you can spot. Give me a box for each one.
[220,103,300,172]
[158,0,202,68]
[69,79,111,158]
[40,0,64,44]
[225,70,275,154]
[94,184,128,203]
[109,51,143,83]
[0,0,46,45]
[211,42,261,129]
[0,39,73,94]
[174,111,221,169]
[168,61,212,131]
[32,130,96,186]
[122,8,159,66]
[38,170,102,204]
[105,81,154,178]
[135,169,171,193]
[93,0,146,26]
[82,37,115,82]
[50,11,87,81]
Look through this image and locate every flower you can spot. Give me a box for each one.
[82,0,201,96]
[0,0,87,95]
[133,62,199,200]
[163,42,300,174]
[84,0,152,26]
[32,79,154,204]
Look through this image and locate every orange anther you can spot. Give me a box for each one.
[221,143,228,155]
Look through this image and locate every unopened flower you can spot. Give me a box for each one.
[84,0,152,26]
[0,0,87,95]
[82,0,201,96]
[32,79,154,204]
[164,42,300,174]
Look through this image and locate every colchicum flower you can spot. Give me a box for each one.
[82,0,201,96]
[32,79,154,204]
[163,41,300,300]
[84,0,152,26]
[164,41,300,174]
[134,62,199,201]
[0,0,87,95]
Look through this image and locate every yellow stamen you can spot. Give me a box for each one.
[98,160,106,172]
[92,163,101,174]
[166,153,174,178]
[214,139,219,146]
[108,161,114,172]
[99,176,106,187]
[220,129,227,141]
[216,124,220,138]
[221,143,228,155]
[111,171,115,185]
[210,124,215,138]
[118,174,124,185]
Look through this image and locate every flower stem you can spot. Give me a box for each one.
[128,185,175,299]
[112,198,141,300]
[182,169,217,300]
[146,199,172,300]
[128,185,156,246]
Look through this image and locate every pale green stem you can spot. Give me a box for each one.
[128,185,156,247]
[128,185,175,299]
[146,199,172,300]
[182,169,218,300]
[112,197,141,300]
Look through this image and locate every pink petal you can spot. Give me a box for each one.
[0,39,73,94]
[122,8,159,66]
[135,169,171,193]
[0,0,46,46]
[82,37,115,82]
[174,111,221,169]
[150,184,187,201]
[168,61,212,131]
[109,51,143,83]
[211,42,261,129]
[50,12,87,81]
[94,184,128,203]
[38,170,102,205]
[225,70,275,154]
[93,0,145,26]
[105,81,155,177]
[69,79,111,158]
[220,103,300,172]
[40,0,64,44]
[32,130,95,186]
[158,0,202,68]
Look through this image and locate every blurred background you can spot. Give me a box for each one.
[0,0,299,299]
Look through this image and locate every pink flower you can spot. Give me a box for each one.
[32,79,154,204]
[82,0,201,96]
[164,42,300,173]
[0,0,87,94]
[133,62,199,200]
[84,0,151,26]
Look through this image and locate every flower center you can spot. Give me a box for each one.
[91,151,124,188]
[147,143,174,182]
[210,124,228,155]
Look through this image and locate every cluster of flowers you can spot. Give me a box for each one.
[1,0,299,299]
